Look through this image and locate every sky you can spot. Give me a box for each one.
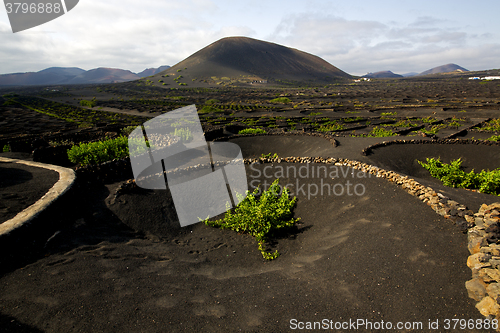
[1,0,499,76]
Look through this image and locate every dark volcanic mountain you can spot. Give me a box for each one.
[363,71,403,78]
[152,36,351,86]
[419,63,469,76]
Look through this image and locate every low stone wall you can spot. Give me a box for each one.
[444,120,488,139]
[465,203,500,323]
[362,138,500,156]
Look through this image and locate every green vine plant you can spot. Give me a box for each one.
[238,128,266,135]
[203,179,300,260]
[67,136,130,166]
[418,157,500,196]
[487,135,500,142]
[173,127,193,142]
[261,152,279,159]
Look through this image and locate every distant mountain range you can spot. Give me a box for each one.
[0,36,473,88]
[1,37,351,88]
[0,65,170,86]
[362,63,469,78]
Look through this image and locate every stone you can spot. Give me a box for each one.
[482,268,500,282]
[485,219,499,228]
[466,278,488,301]
[490,245,500,257]
[476,296,500,317]
[437,192,447,199]
[486,223,500,233]
[488,283,500,301]
[437,207,451,216]
[480,204,492,215]
[455,219,469,233]
[469,231,487,254]
[468,253,493,269]
[474,217,485,228]
[465,215,475,224]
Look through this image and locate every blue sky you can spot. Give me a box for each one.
[1,0,499,75]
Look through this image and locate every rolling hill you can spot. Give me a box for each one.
[0,67,85,86]
[363,71,403,79]
[0,65,169,86]
[148,36,351,87]
[419,63,469,76]
[137,66,171,77]
[65,68,140,84]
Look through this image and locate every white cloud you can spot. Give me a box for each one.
[0,0,227,73]
[270,14,386,55]
[409,16,442,27]
[268,13,500,75]
[0,1,499,75]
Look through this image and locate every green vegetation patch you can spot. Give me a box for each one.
[79,100,97,108]
[382,119,418,128]
[487,135,500,141]
[420,123,447,135]
[269,97,291,104]
[204,179,300,260]
[343,117,364,123]
[205,99,220,105]
[121,126,137,137]
[481,119,500,132]
[316,121,344,132]
[367,126,396,137]
[67,136,129,166]
[241,118,258,126]
[420,116,437,124]
[173,127,193,142]
[418,157,500,196]
[198,105,224,114]
[260,153,279,159]
[238,128,266,135]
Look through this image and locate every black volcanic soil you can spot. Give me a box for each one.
[0,76,499,332]
[0,100,78,138]
[0,159,486,333]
